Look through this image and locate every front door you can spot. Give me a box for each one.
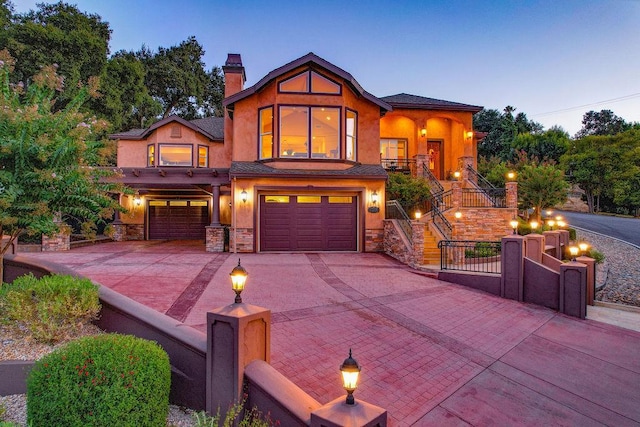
[427,140,443,179]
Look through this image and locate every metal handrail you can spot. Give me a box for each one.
[461,188,507,208]
[381,158,416,175]
[422,164,444,195]
[431,201,452,239]
[466,164,496,189]
[385,200,413,243]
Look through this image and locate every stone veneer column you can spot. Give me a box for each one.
[206,302,270,417]
[205,226,225,252]
[410,221,426,267]
[505,181,518,209]
[459,156,474,182]
[415,154,427,178]
[41,223,71,252]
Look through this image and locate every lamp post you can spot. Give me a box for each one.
[547,219,555,230]
[229,258,248,304]
[340,349,361,405]
[578,242,589,256]
[530,220,539,233]
[415,210,422,220]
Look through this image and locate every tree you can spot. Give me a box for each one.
[474,106,542,161]
[141,37,209,119]
[2,1,110,100]
[574,109,631,139]
[0,50,127,281]
[517,163,569,220]
[511,126,570,164]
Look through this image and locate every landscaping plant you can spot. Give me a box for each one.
[192,399,278,427]
[0,274,100,343]
[27,334,170,427]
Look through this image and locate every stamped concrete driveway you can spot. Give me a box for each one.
[26,241,640,426]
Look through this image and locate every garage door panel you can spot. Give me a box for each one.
[149,200,208,240]
[260,195,356,252]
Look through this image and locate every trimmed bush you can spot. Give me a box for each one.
[27,334,170,427]
[0,274,100,343]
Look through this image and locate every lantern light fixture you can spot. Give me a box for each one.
[229,258,248,304]
[530,220,539,232]
[340,349,361,405]
[240,189,248,203]
[510,219,519,234]
[578,242,589,256]
[569,246,579,262]
[454,210,462,219]
[453,171,461,180]
[371,190,379,205]
[506,171,516,181]
[415,210,422,220]
[420,127,427,138]
[134,196,142,207]
[547,219,555,230]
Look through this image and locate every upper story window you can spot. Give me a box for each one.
[198,145,209,167]
[279,106,340,159]
[147,144,155,167]
[346,110,357,161]
[279,71,341,95]
[259,106,274,160]
[159,144,192,167]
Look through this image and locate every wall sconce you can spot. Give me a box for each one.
[530,220,539,232]
[420,127,427,138]
[240,189,248,203]
[510,219,519,234]
[506,171,516,181]
[133,196,142,207]
[454,210,462,219]
[465,131,473,139]
[569,246,579,262]
[415,210,422,220]
[229,258,248,304]
[578,242,589,256]
[368,190,380,213]
[340,349,361,405]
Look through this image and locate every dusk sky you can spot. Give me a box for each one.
[13,0,640,135]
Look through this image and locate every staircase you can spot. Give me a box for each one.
[422,225,441,266]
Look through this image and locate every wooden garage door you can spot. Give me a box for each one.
[260,195,357,251]
[148,200,208,240]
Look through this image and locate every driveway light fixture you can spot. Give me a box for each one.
[569,246,579,261]
[230,258,248,304]
[547,219,555,230]
[510,219,519,234]
[578,242,589,256]
[530,220,539,232]
[340,349,361,405]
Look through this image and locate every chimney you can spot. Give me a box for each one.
[222,53,246,98]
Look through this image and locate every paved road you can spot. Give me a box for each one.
[557,210,640,247]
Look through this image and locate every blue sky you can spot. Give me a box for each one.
[13,0,640,135]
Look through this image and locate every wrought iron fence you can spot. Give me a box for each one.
[438,240,502,274]
[381,158,416,175]
[466,164,496,189]
[385,200,413,243]
[431,201,452,240]
[422,164,444,195]
[461,188,507,208]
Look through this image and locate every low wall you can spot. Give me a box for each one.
[437,271,501,296]
[523,258,560,310]
[1,255,207,411]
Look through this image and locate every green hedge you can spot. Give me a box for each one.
[27,334,170,427]
[0,274,100,343]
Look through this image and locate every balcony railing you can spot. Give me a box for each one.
[381,158,416,175]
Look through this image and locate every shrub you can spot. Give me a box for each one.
[0,274,100,343]
[588,248,606,264]
[27,334,170,427]
[192,399,277,427]
[464,242,500,258]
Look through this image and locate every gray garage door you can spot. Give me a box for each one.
[148,199,208,240]
[260,195,357,251]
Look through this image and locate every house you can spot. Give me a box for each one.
[109,52,487,253]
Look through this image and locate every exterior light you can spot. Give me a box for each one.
[545,209,553,218]
[415,210,422,220]
[453,171,461,180]
[506,171,516,181]
[547,219,555,230]
[578,242,589,256]
[530,220,539,231]
[133,196,142,207]
[229,258,248,304]
[510,219,519,234]
[371,190,378,205]
[555,215,563,221]
[557,220,566,228]
[454,210,462,219]
[465,131,473,139]
[569,246,579,261]
[240,189,248,203]
[340,349,361,405]
[420,127,427,137]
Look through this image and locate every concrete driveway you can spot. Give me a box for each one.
[26,241,640,426]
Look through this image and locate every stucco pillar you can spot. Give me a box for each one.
[543,231,561,259]
[557,229,570,258]
[505,181,518,209]
[560,261,587,319]
[576,256,596,305]
[501,235,525,301]
[311,397,387,427]
[524,233,545,264]
[206,303,271,416]
[211,184,221,226]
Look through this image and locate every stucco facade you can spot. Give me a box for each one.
[109,52,482,253]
